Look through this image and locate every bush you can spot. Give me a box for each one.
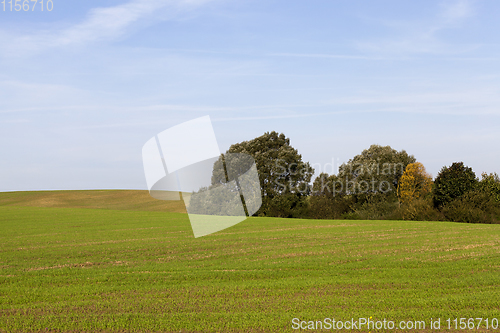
[397,198,444,221]
[340,211,363,220]
[353,201,399,220]
[309,195,336,219]
[263,194,310,218]
[441,190,500,224]
[309,194,354,219]
[309,172,355,219]
[351,195,399,220]
[478,172,500,202]
[350,195,444,222]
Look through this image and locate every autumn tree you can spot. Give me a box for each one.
[397,162,433,205]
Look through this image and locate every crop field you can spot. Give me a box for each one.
[1,191,500,332]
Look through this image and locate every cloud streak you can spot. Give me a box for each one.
[0,0,216,56]
[356,0,475,55]
[441,0,472,23]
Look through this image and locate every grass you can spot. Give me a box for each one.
[1,191,500,332]
[0,190,187,213]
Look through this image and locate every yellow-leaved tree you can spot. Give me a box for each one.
[397,162,433,209]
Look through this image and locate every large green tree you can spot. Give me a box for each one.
[433,162,478,209]
[225,131,314,216]
[309,144,416,219]
[337,144,416,202]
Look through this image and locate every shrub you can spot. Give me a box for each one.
[397,197,444,221]
[263,194,310,218]
[351,195,399,220]
[478,172,500,202]
[441,190,500,224]
[309,172,354,219]
[309,194,354,219]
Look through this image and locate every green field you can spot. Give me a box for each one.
[1,191,500,332]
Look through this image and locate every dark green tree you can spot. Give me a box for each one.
[224,131,314,216]
[477,172,500,202]
[433,162,478,209]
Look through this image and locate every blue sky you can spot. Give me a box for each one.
[1,0,500,191]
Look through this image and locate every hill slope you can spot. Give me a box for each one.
[0,190,187,213]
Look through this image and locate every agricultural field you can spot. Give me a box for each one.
[1,191,500,332]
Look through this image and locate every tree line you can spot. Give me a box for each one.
[221,131,500,224]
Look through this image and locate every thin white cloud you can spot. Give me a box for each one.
[441,0,472,22]
[56,0,216,46]
[266,52,498,62]
[356,0,475,55]
[0,80,94,110]
[0,0,217,56]
[3,85,500,118]
[267,52,406,61]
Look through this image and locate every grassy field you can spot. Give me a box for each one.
[1,191,500,332]
[0,190,187,213]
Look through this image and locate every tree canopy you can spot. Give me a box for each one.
[433,162,478,209]
[224,131,314,216]
[337,144,416,200]
[397,162,433,205]
[209,133,498,223]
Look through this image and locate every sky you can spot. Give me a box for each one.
[1,0,500,191]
